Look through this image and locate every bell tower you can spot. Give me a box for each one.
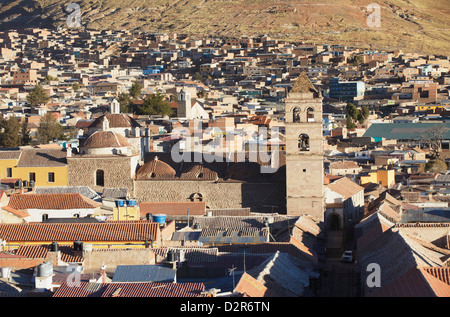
[285,73,324,221]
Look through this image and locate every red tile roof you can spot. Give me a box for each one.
[15,244,84,262]
[0,222,159,243]
[7,193,102,210]
[234,272,274,297]
[1,205,30,218]
[52,281,205,297]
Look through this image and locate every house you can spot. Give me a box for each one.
[328,161,362,176]
[1,193,102,223]
[325,177,365,229]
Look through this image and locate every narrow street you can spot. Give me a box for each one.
[317,230,360,297]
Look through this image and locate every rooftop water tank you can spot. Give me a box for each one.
[73,240,83,252]
[152,214,166,224]
[37,261,53,277]
[50,241,59,252]
[166,250,175,262]
[127,199,136,207]
[116,200,126,207]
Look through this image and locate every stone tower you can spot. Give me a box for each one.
[285,73,324,221]
[177,89,192,119]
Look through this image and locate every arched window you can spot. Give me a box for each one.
[42,214,49,222]
[190,193,203,202]
[197,173,204,179]
[307,107,315,122]
[96,169,105,187]
[293,107,300,123]
[298,134,310,151]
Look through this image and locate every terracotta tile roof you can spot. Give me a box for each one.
[89,113,141,129]
[327,177,364,199]
[180,164,219,180]
[139,201,206,217]
[53,281,205,297]
[234,272,274,297]
[294,216,321,237]
[16,149,67,167]
[0,222,159,243]
[7,193,102,210]
[1,205,30,218]
[136,157,176,180]
[0,150,21,160]
[329,161,361,170]
[82,130,131,149]
[422,267,450,285]
[15,244,84,262]
[369,267,450,297]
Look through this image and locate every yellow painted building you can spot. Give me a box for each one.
[113,206,139,221]
[360,169,395,188]
[0,148,68,187]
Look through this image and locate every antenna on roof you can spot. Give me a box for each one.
[228,265,237,290]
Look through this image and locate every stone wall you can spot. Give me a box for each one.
[83,249,156,274]
[67,156,136,193]
[133,180,286,213]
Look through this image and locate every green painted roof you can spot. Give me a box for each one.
[363,122,450,140]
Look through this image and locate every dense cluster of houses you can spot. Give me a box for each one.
[0,27,449,298]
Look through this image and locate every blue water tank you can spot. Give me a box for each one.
[116,200,126,207]
[152,214,166,224]
[127,199,136,207]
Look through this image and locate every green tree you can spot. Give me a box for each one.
[20,120,32,146]
[118,92,132,113]
[37,113,66,144]
[138,91,173,116]
[26,85,50,108]
[72,82,80,91]
[346,116,355,129]
[361,106,370,120]
[0,117,21,147]
[129,81,142,99]
[346,102,359,121]
[350,55,363,66]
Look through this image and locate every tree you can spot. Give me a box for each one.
[37,113,66,144]
[72,82,80,91]
[137,91,173,116]
[346,102,359,121]
[0,117,21,147]
[129,81,142,99]
[20,120,32,146]
[361,106,370,120]
[118,92,132,113]
[350,55,364,66]
[420,124,448,159]
[346,116,355,129]
[26,85,50,108]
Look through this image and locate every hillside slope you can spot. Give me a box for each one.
[0,0,448,55]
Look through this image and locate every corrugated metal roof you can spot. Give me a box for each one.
[112,265,176,283]
[364,122,450,140]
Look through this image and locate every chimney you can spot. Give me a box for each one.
[100,264,107,283]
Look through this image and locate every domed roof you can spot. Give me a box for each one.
[89,113,141,129]
[82,130,131,149]
[180,164,219,180]
[136,157,176,180]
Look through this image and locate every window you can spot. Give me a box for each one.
[6,168,12,178]
[29,173,36,183]
[42,214,48,222]
[48,172,55,183]
[96,170,105,187]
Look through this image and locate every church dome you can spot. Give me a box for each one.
[82,130,131,149]
[136,157,176,180]
[180,164,219,180]
[89,113,141,129]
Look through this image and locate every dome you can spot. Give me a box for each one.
[136,157,176,180]
[180,164,219,180]
[89,113,141,129]
[82,130,131,149]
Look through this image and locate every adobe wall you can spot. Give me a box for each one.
[82,249,156,274]
[133,180,286,213]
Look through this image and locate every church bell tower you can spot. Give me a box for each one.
[285,73,324,221]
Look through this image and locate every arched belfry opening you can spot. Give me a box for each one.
[293,107,300,123]
[307,107,315,122]
[298,134,310,151]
